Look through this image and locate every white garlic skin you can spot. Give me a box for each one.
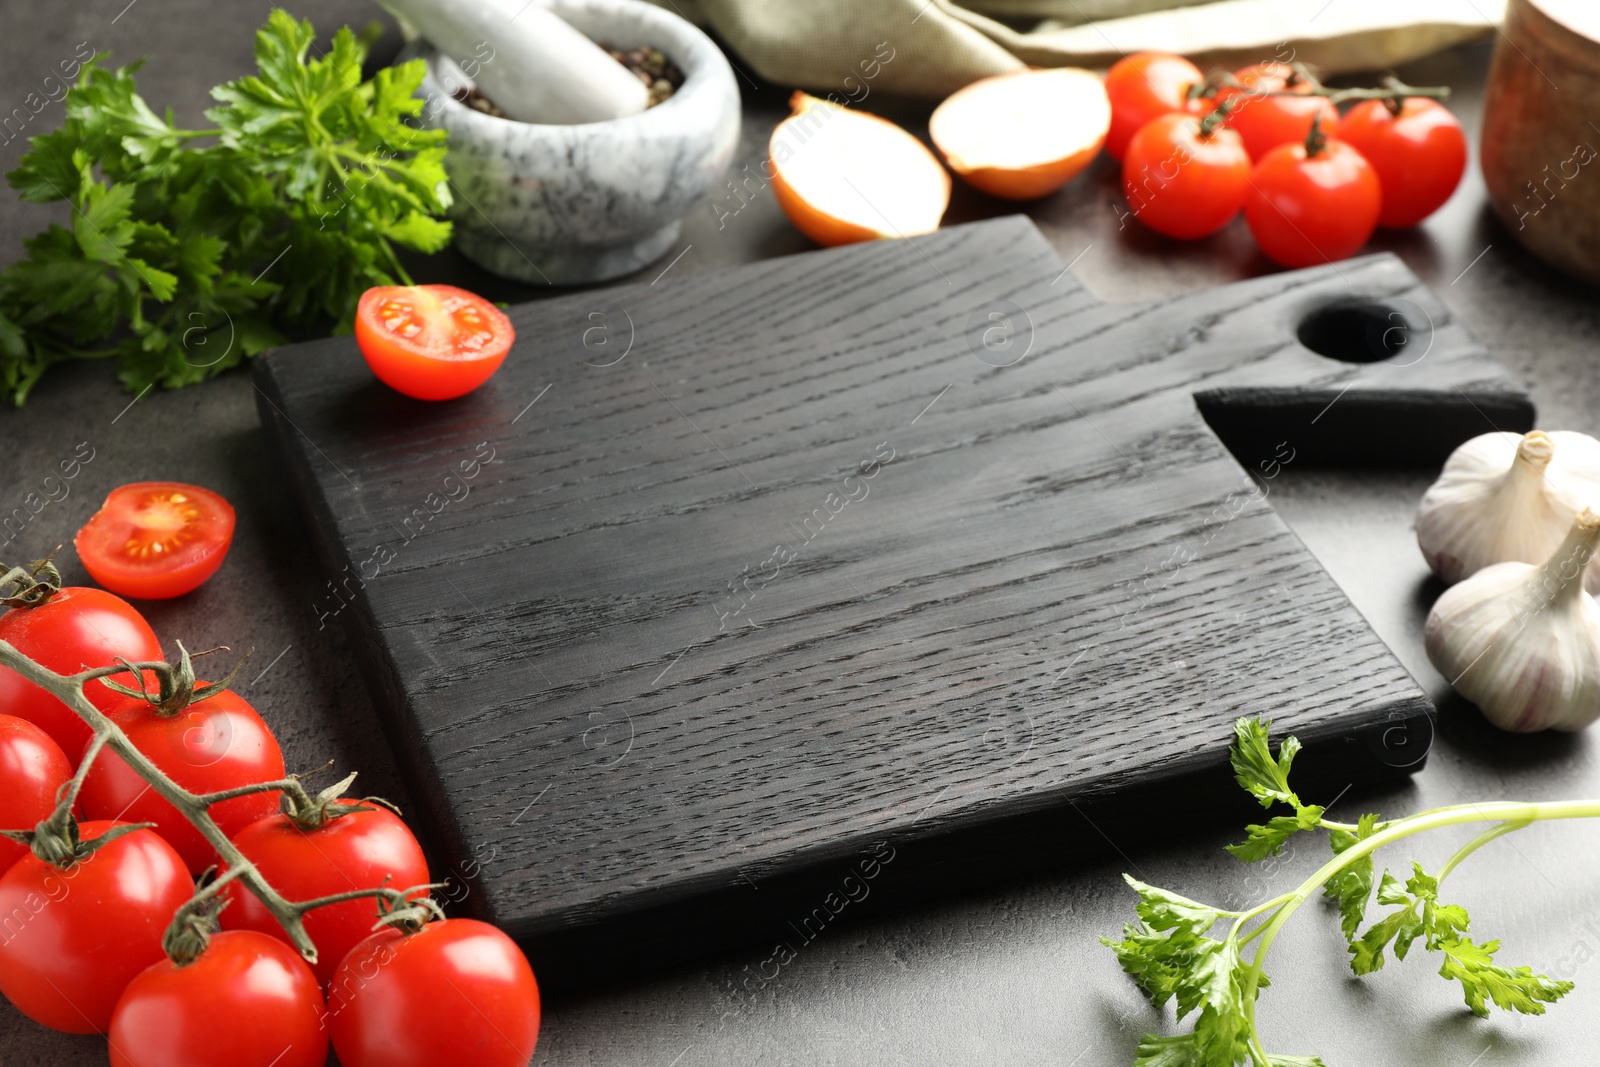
[1416,430,1600,592]
[1425,510,1600,733]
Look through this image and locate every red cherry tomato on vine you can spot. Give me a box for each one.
[328,918,541,1067]
[1245,135,1382,268]
[1217,62,1340,161]
[1104,51,1205,161]
[1338,97,1467,227]
[222,803,431,986]
[0,715,71,875]
[0,820,191,1033]
[1122,111,1251,239]
[355,284,514,401]
[109,930,329,1067]
[0,586,160,762]
[75,481,236,600]
[80,686,286,875]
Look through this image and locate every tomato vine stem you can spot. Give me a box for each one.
[1196,68,1450,108]
[0,640,432,967]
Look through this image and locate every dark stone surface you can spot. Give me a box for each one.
[1,4,1598,1065]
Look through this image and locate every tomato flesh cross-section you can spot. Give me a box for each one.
[75,481,236,599]
[355,284,514,400]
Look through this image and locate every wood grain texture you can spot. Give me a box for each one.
[254,216,1532,985]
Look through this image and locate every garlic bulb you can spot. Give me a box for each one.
[1416,430,1600,591]
[1425,508,1600,732]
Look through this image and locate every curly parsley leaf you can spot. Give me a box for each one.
[1226,805,1324,863]
[1103,877,1258,1067]
[8,132,86,204]
[65,57,188,174]
[1347,861,1567,1015]
[1351,864,1456,974]
[1322,812,1382,939]
[1350,887,1425,974]
[1132,1034,1202,1067]
[1102,877,1224,1012]
[1438,937,1573,1018]
[0,10,452,403]
[1107,931,1254,1065]
[1224,718,1334,863]
[1229,717,1304,810]
[209,12,451,326]
[1106,719,1586,1067]
[1126,876,1226,935]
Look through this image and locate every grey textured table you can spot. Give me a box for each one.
[4,4,1600,1066]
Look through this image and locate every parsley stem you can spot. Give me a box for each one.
[380,238,415,287]
[1239,800,1600,1055]
[1228,891,1295,945]
[1436,818,1531,883]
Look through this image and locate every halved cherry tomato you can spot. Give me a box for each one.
[0,715,71,875]
[1338,97,1467,227]
[328,918,541,1067]
[1122,110,1252,240]
[0,821,192,1033]
[110,931,329,1067]
[1246,132,1381,268]
[0,585,161,761]
[222,802,431,986]
[355,284,514,401]
[75,481,235,600]
[1104,52,1205,161]
[80,685,286,875]
[1217,63,1340,161]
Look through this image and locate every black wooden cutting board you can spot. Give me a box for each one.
[255,217,1531,989]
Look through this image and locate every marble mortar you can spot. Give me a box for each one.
[416,0,740,284]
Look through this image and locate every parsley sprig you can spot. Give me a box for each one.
[0,9,452,403]
[1104,718,1596,1066]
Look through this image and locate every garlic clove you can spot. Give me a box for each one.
[1425,507,1600,733]
[1416,429,1600,591]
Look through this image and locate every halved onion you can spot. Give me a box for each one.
[769,92,950,247]
[930,68,1111,200]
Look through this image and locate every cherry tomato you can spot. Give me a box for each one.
[222,803,431,986]
[1245,134,1382,268]
[75,482,236,600]
[1218,63,1340,161]
[0,715,71,875]
[0,586,161,762]
[328,918,541,1067]
[1338,97,1467,228]
[1104,51,1205,161]
[1122,111,1251,239]
[0,820,191,1033]
[109,930,328,1067]
[355,284,514,401]
[80,686,285,875]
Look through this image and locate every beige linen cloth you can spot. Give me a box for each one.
[667,0,1506,97]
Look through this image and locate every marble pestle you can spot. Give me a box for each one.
[379,0,649,124]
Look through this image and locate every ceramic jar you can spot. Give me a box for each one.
[1482,0,1600,284]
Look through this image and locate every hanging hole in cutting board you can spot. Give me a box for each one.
[1296,299,1433,366]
